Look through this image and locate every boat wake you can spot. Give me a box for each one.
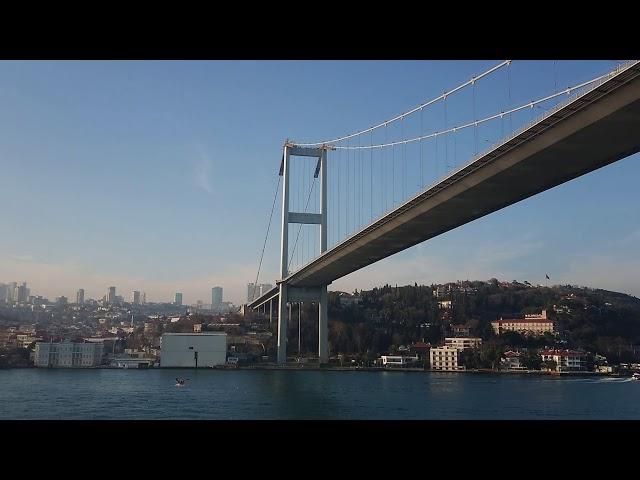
[596,377,635,383]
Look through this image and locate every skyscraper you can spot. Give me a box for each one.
[174,293,183,306]
[212,287,223,305]
[142,292,146,304]
[107,286,116,304]
[76,289,85,305]
[16,282,29,303]
[7,282,17,302]
[132,290,141,305]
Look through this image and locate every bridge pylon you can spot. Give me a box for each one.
[277,143,329,364]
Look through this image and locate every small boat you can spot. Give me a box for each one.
[631,373,640,381]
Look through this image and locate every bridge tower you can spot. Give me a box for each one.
[277,143,329,364]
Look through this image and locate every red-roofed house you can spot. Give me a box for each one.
[410,342,431,358]
[500,350,525,370]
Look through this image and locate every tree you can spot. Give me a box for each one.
[521,350,542,370]
[542,359,558,372]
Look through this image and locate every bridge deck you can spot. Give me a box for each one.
[249,61,640,308]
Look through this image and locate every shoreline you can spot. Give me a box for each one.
[1,365,628,377]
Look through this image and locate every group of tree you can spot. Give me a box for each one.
[263,280,640,362]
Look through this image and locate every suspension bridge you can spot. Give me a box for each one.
[248,60,640,364]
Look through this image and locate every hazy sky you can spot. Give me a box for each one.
[1,60,638,305]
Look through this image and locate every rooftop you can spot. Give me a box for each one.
[493,318,555,324]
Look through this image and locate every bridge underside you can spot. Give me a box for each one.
[248,62,640,310]
[288,66,640,288]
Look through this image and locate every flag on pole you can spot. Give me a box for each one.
[546,274,550,280]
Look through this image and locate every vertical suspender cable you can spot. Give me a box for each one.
[383,124,387,212]
[370,129,373,222]
[401,115,406,201]
[358,134,361,229]
[392,133,395,206]
[473,75,477,156]
[420,106,423,188]
[444,91,448,171]
[435,125,438,181]
[508,62,513,132]
[346,138,350,235]
[337,146,340,241]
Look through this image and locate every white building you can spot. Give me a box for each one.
[445,337,482,350]
[491,310,555,336]
[380,355,420,367]
[160,333,227,368]
[34,342,104,368]
[540,349,587,372]
[501,350,525,370]
[430,346,465,371]
[110,356,155,368]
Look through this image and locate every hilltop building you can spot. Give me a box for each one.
[491,310,555,336]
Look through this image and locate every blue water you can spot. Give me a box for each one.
[1,369,639,419]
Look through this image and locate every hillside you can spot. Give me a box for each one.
[290,279,640,362]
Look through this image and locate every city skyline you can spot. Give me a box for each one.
[1,60,639,304]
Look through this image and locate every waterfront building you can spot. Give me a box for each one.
[409,342,431,359]
[160,333,227,368]
[540,349,587,372]
[445,337,482,350]
[501,350,526,370]
[212,287,223,305]
[34,341,104,368]
[379,355,420,367]
[430,346,465,371]
[110,356,155,368]
[491,310,555,336]
[76,289,85,305]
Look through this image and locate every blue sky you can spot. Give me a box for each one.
[0,60,638,305]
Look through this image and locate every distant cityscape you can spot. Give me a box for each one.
[0,280,264,311]
[1,278,640,376]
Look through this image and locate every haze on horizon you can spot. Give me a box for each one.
[1,60,639,305]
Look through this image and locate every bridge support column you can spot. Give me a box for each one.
[318,285,328,364]
[277,283,288,364]
[269,298,273,324]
